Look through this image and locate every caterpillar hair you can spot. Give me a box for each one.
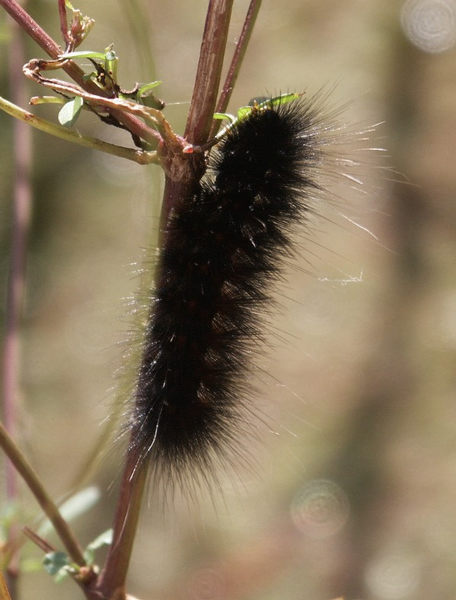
[127,93,344,490]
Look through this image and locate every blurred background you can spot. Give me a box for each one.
[1,1,456,599]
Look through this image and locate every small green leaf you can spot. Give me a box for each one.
[135,81,164,109]
[54,568,71,583]
[43,551,70,576]
[58,50,107,61]
[84,528,113,565]
[58,96,84,127]
[87,528,113,551]
[137,81,162,96]
[267,92,301,107]
[236,106,253,120]
[213,112,236,124]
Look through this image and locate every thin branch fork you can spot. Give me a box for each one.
[210,0,263,137]
[0,0,159,145]
[0,422,87,567]
[22,58,165,136]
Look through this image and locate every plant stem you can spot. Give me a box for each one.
[0,0,159,145]
[93,452,148,599]
[160,0,234,233]
[22,527,55,554]
[3,10,31,528]
[0,96,158,164]
[210,0,262,137]
[2,16,32,598]
[57,0,70,48]
[0,421,86,567]
[184,0,234,145]
[0,572,13,600]
[95,3,236,597]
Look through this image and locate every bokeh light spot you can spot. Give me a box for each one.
[365,554,421,600]
[290,479,350,538]
[401,0,456,53]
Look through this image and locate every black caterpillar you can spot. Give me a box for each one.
[129,95,333,486]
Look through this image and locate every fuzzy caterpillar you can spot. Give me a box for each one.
[128,95,334,487]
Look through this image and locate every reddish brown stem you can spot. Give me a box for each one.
[92,452,148,599]
[95,3,236,598]
[210,0,262,137]
[184,0,234,145]
[57,0,70,48]
[0,421,86,567]
[3,10,31,515]
[3,16,32,599]
[159,0,234,233]
[22,527,55,554]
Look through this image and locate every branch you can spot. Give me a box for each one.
[161,0,234,238]
[2,18,32,595]
[91,452,148,599]
[0,421,86,567]
[210,0,262,137]
[22,527,55,554]
[184,0,234,145]
[2,11,31,509]
[0,96,158,164]
[0,572,12,600]
[0,0,159,145]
